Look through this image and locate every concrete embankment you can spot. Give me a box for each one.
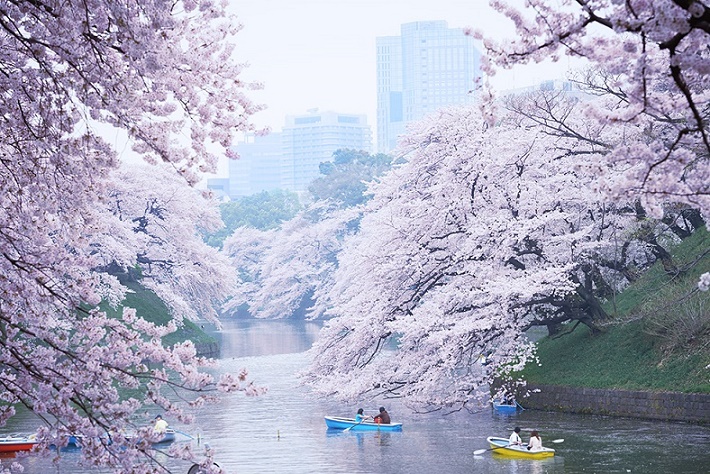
[522,383,710,424]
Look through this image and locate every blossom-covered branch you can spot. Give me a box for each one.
[1,1,262,471]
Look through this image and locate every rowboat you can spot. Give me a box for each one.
[324,416,403,432]
[486,436,555,458]
[126,429,177,445]
[0,435,38,453]
[155,429,176,444]
[65,429,175,448]
[493,402,519,414]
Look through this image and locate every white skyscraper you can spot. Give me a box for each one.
[216,110,372,198]
[377,21,482,152]
[281,109,372,192]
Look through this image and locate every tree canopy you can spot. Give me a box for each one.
[301,104,641,408]
[0,1,262,471]
[477,0,709,218]
[309,149,394,207]
[205,189,302,248]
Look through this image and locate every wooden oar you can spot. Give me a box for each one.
[473,439,564,456]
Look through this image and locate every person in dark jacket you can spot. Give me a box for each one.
[372,406,391,424]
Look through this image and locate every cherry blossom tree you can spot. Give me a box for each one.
[503,85,706,279]
[478,0,709,219]
[98,164,236,323]
[1,1,261,472]
[301,105,638,410]
[222,203,361,320]
[221,150,392,320]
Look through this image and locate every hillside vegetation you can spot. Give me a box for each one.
[522,227,710,393]
[101,278,216,349]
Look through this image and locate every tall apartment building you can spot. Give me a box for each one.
[377,21,482,152]
[214,109,372,198]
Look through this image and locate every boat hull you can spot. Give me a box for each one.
[65,429,175,448]
[0,436,38,453]
[129,429,176,445]
[156,429,176,444]
[486,436,555,459]
[324,416,403,432]
[493,403,518,414]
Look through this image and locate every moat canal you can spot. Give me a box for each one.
[3,319,710,473]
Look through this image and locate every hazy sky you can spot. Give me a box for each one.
[165,0,579,179]
[107,1,576,180]
[229,0,574,135]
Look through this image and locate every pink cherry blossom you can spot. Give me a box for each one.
[1,1,261,471]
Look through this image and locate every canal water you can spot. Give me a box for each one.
[3,319,710,473]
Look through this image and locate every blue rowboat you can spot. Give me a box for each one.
[324,416,403,432]
[64,429,176,448]
[493,402,518,414]
[153,429,176,444]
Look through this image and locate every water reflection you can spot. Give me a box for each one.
[209,319,321,358]
[325,430,399,452]
[491,455,564,474]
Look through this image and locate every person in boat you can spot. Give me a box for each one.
[355,408,371,423]
[527,430,543,451]
[153,415,169,433]
[500,388,515,406]
[509,426,523,446]
[372,407,391,424]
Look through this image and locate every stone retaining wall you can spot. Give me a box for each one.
[521,383,710,424]
[194,341,220,358]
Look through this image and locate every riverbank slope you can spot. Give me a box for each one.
[102,278,219,357]
[518,227,709,422]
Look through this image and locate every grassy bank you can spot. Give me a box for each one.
[101,279,217,349]
[521,227,710,393]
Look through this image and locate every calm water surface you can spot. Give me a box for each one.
[3,319,710,473]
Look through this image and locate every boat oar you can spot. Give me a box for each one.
[343,419,366,432]
[473,439,564,456]
[172,429,194,440]
[515,401,526,411]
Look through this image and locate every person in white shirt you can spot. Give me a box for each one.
[509,426,522,446]
[153,414,169,433]
[528,430,543,451]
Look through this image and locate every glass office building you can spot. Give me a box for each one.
[377,21,482,152]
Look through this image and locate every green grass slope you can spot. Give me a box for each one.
[521,227,710,393]
[101,279,216,349]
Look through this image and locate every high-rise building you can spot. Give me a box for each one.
[212,109,372,198]
[377,21,482,152]
[225,131,284,198]
[281,109,372,192]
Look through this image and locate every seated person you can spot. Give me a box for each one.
[509,426,522,446]
[528,430,543,451]
[355,408,370,422]
[372,407,391,424]
[153,415,169,433]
